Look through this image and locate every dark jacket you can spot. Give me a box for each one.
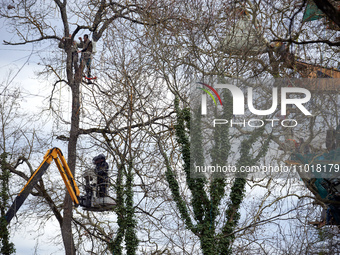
[78,40,93,58]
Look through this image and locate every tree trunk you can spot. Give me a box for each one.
[61,67,80,254]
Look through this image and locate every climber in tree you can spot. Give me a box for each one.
[59,34,79,72]
[78,34,93,78]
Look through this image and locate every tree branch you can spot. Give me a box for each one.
[273,38,340,47]
[78,111,175,136]
[3,35,59,46]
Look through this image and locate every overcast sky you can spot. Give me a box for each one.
[0,17,70,254]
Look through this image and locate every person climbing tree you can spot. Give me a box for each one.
[92,154,109,197]
[78,34,93,78]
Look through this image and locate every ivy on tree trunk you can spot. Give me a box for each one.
[109,160,138,255]
[0,152,15,255]
[164,91,271,254]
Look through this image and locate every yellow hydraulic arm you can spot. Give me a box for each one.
[5,147,80,223]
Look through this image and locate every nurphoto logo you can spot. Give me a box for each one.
[197,81,312,128]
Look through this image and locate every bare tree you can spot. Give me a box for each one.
[1,0,340,254]
[0,0,174,253]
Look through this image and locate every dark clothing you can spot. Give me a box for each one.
[79,40,93,55]
[95,161,109,197]
[78,39,93,77]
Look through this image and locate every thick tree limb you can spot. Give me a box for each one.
[273,38,340,47]
[78,111,175,136]
[3,35,59,45]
